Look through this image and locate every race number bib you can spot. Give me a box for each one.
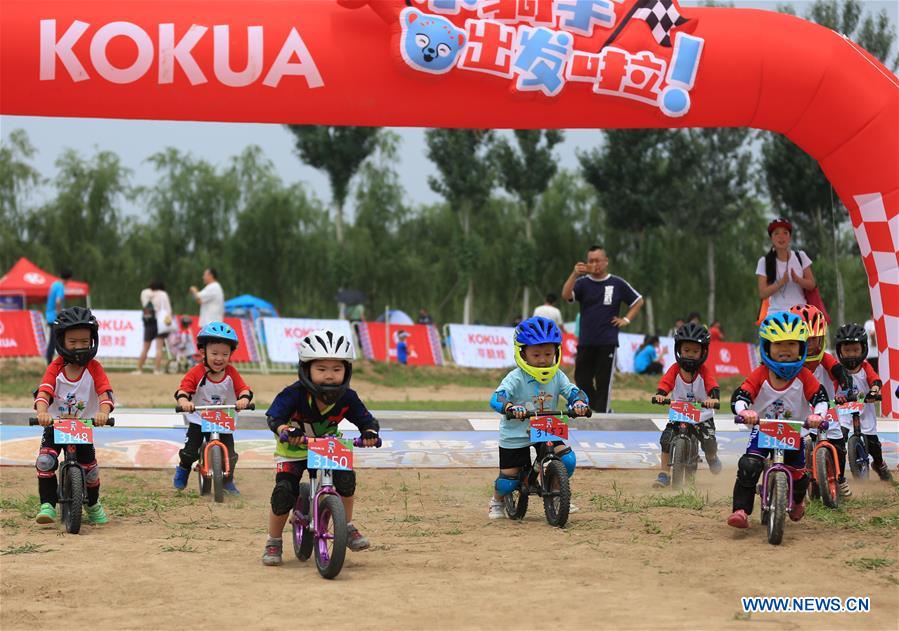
[53,419,94,445]
[530,415,569,442]
[757,420,802,451]
[199,409,236,434]
[307,437,354,471]
[836,401,864,418]
[668,401,701,424]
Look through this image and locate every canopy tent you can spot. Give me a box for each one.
[224,294,278,320]
[375,309,414,325]
[0,258,90,302]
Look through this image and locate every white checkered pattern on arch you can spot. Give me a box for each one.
[851,193,899,418]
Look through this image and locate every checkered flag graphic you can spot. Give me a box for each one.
[633,0,688,47]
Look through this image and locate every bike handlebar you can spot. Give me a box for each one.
[278,429,382,448]
[175,403,256,412]
[650,398,720,409]
[733,416,823,430]
[843,387,881,403]
[29,417,115,427]
[503,408,592,420]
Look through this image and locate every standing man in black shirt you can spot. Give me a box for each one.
[562,245,644,413]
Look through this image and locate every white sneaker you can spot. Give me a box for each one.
[488,499,504,520]
[569,502,580,514]
[130,369,142,375]
[839,480,852,497]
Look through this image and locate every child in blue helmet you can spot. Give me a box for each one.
[173,321,253,494]
[487,316,590,519]
[727,312,828,529]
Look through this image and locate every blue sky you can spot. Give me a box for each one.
[2,1,896,215]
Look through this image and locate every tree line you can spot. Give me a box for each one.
[1,1,894,343]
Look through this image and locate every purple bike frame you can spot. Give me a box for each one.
[758,463,797,513]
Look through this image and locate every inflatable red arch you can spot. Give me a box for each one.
[2,0,897,415]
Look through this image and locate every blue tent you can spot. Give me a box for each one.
[375,309,414,325]
[224,294,278,320]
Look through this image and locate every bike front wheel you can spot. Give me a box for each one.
[670,438,690,490]
[62,465,84,535]
[314,494,348,579]
[815,447,839,509]
[542,459,570,528]
[846,435,869,480]
[210,445,225,503]
[766,471,788,546]
[292,482,313,561]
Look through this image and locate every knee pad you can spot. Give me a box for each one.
[659,426,674,452]
[557,447,576,478]
[83,461,100,488]
[494,473,520,497]
[333,471,356,497]
[271,479,297,516]
[35,449,58,478]
[736,455,764,489]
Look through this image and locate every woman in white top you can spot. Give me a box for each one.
[756,218,817,315]
[135,280,173,374]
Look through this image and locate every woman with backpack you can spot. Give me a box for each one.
[134,280,173,374]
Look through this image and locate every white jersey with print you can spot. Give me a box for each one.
[811,364,842,440]
[838,369,879,434]
[658,364,718,422]
[35,358,114,421]
[179,364,248,426]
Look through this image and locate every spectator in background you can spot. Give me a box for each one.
[687,312,702,326]
[634,336,666,375]
[135,280,173,375]
[667,317,686,337]
[396,330,411,365]
[864,319,879,372]
[190,268,224,327]
[562,245,644,413]
[44,268,72,364]
[756,217,817,315]
[347,303,365,323]
[417,308,434,325]
[533,293,564,327]
[709,320,725,342]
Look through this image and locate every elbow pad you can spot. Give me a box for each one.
[266,416,284,434]
[708,388,720,400]
[731,388,753,414]
[831,364,851,391]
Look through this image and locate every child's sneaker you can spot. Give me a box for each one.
[35,503,57,524]
[223,480,240,496]
[488,499,504,520]
[727,509,749,529]
[839,479,852,497]
[876,463,894,482]
[789,502,806,522]
[653,472,670,488]
[86,502,109,524]
[346,523,370,551]
[568,502,580,514]
[707,456,722,474]
[172,465,190,490]
[262,538,283,566]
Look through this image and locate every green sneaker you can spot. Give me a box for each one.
[35,503,57,524]
[86,502,109,525]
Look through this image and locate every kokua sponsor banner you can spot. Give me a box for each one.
[0,310,44,357]
[356,322,443,365]
[708,341,757,378]
[259,317,355,364]
[93,310,147,358]
[448,324,515,369]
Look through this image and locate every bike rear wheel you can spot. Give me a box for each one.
[846,435,869,480]
[62,465,84,535]
[210,445,224,503]
[314,494,348,579]
[670,438,689,490]
[766,471,787,546]
[815,448,839,509]
[542,459,570,528]
[292,482,313,561]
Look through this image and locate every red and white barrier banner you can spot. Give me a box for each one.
[0,310,44,357]
[561,333,577,367]
[708,341,757,377]
[447,324,514,369]
[357,322,443,366]
[259,317,354,364]
[94,310,259,362]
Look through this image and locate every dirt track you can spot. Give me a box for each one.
[1,467,897,631]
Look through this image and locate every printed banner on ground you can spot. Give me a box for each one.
[259,317,355,364]
[356,322,443,365]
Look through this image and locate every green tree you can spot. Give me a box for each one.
[0,130,41,270]
[492,130,564,319]
[425,129,496,324]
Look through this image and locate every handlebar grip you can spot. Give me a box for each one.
[651,398,671,405]
[29,418,38,426]
[504,409,588,420]
[353,436,383,448]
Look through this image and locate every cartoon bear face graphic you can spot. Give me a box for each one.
[400,7,466,75]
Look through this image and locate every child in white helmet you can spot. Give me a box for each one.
[262,329,380,566]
